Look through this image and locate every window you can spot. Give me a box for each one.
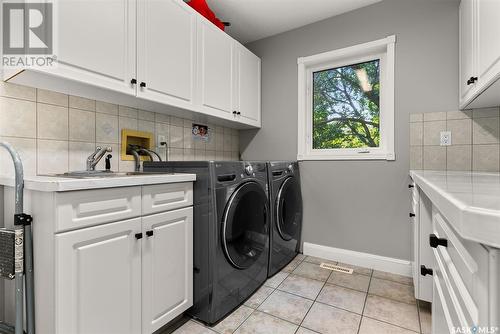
[298,36,395,160]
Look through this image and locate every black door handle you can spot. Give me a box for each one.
[429,233,448,248]
[140,82,146,88]
[146,230,154,237]
[135,233,143,240]
[421,265,433,276]
[409,213,416,217]
[131,78,137,85]
[467,76,478,85]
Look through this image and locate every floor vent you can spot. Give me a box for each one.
[320,263,353,274]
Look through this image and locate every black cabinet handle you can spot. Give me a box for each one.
[467,76,478,85]
[140,82,146,88]
[408,184,414,188]
[232,111,237,115]
[135,233,143,240]
[429,233,448,248]
[236,111,241,115]
[421,265,433,276]
[130,78,137,85]
[409,213,416,217]
[146,230,154,237]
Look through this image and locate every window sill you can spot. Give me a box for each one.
[297,152,395,161]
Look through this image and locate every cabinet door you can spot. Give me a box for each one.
[55,218,142,334]
[476,0,500,85]
[137,0,196,108]
[142,207,193,333]
[459,0,476,105]
[235,43,261,126]
[198,17,234,117]
[50,0,136,95]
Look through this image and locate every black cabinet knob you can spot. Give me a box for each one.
[130,78,137,84]
[146,230,154,237]
[135,233,143,240]
[233,111,237,115]
[140,82,146,88]
[429,233,448,248]
[409,213,416,217]
[467,76,478,85]
[421,265,433,276]
[408,184,414,188]
[236,111,241,115]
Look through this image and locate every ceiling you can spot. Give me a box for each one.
[205,0,383,44]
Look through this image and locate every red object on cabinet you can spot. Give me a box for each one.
[187,0,225,30]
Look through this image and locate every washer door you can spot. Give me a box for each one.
[276,176,302,241]
[222,181,268,269]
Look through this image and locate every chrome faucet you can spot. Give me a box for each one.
[86,146,112,171]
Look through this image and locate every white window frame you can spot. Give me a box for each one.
[297,35,396,161]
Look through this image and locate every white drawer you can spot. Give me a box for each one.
[433,264,462,331]
[433,210,488,294]
[142,183,193,215]
[55,186,142,232]
[433,240,477,328]
[431,209,490,328]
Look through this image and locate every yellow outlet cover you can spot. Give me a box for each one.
[120,129,154,161]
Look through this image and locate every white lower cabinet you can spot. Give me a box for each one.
[412,179,500,333]
[55,217,142,334]
[142,207,193,333]
[409,183,433,302]
[18,182,194,334]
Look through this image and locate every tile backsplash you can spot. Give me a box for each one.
[410,108,500,172]
[0,82,240,177]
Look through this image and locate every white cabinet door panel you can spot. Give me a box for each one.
[142,207,193,333]
[137,0,196,107]
[50,0,136,94]
[459,0,476,105]
[198,18,234,116]
[55,218,142,334]
[477,0,500,83]
[235,44,261,125]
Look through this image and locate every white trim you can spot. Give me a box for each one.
[297,35,396,161]
[303,242,412,277]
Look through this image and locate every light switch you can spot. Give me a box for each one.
[440,131,451,146]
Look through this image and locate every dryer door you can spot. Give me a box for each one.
[222,181,268,269]
[275,176,302,241]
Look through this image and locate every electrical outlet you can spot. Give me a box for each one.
[440,131,451,146]
[157,135,166,146]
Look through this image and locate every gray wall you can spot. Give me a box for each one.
[241,0,459,260]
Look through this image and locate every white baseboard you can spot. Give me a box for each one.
[303,242,412,277]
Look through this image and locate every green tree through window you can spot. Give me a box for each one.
[313,59,380,149]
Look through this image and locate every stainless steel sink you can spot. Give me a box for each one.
[45,171,166,178]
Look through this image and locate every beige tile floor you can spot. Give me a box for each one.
[173,254,431,334]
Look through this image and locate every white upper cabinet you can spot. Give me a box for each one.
[460,0,500,109]
[137,0,196,108]
[459,0,476,104]
[4,0,261,128]
[234,43,261,126]
[197,16,235,117]
[51,0,136,95]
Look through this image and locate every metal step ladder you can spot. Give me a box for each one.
[0,142,35,334]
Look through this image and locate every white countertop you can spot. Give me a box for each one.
[410,170,500,248]
[0,173,196,192]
